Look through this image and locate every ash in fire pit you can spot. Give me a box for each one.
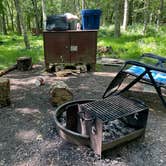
[102,119,135,142]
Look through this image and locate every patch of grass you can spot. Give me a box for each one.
[0,34,43,69]
[98,24,166,60]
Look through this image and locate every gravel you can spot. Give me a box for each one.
[0,63,166,166]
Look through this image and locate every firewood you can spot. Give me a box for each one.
[76,64,87,73]
[49,81,73,106]
[17,56,32,71]
[0,78,10,107]
[55,69,80,77]
[55,65,64,72]
[56,69,73,77]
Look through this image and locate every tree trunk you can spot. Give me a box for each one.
[122,0,129,31]
[143,0,149,35]
[128,0,133,25]
[157,0,164,29]
[82,0,85,9]
[27,15,31,31]
[6,0,14,32]
[16,13,22,35]
[149,13,153,24]
[2,10,7,35]
[14,0,22,35]
[31,0,40,35]
[5,14,9,31]
[41,0,46,30]
[14,0,30,49]
[114,0,121,37]
[0,17,2,33]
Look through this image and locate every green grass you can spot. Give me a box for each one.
[0,24,166,70]
[98,24,166,60]
[0,34,43,69]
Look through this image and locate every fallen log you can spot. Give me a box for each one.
[49,81,73,106]
[0,64,17,77]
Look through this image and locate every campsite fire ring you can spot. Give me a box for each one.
[53,99,95,146]
[54,96,149,156]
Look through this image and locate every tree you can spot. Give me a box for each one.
[13,0,22,35]
[0,0,166,35]
[82,0,85,9]
[128,0,133,25]
[2,9,7,35]
[41,0,46,30]
[6,0,15,32]
[14,0,30,49]
[143,0,150,35]
[122,0,129,31]
[0,0,7,35]
[157,0,164,29]
[114,0,122,37]
[31,0,40,34]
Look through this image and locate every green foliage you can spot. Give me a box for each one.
[0,34,43,69]
[98,25,166,60]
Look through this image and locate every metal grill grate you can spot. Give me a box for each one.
[79,95,148,122]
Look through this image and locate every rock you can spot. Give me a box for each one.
[49,81,73,106]
[35,77,45,87]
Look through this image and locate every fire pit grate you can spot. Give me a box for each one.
[78,95,147,122]
[54,96,149,156]
[77,95,149,156]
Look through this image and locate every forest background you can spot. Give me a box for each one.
[0,0,166,69]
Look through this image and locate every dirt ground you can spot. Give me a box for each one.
[0,63,166,166]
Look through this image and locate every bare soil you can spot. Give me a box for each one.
[0,63,166,166]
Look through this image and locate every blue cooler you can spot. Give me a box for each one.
[81,9,102,30]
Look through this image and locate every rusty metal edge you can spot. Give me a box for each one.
[54,99,95,146]
[54,99,146,152]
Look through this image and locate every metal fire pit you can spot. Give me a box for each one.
[54,99,94,146]
[78,95,149,155]
[54,95,149,156]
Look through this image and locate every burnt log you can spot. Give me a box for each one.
[17,56,32,71]
[0,78,10,107]
[49,81,73,106]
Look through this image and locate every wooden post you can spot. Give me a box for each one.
[17,56,32,71]
[0,78,10,107]
[49,81,73,106]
